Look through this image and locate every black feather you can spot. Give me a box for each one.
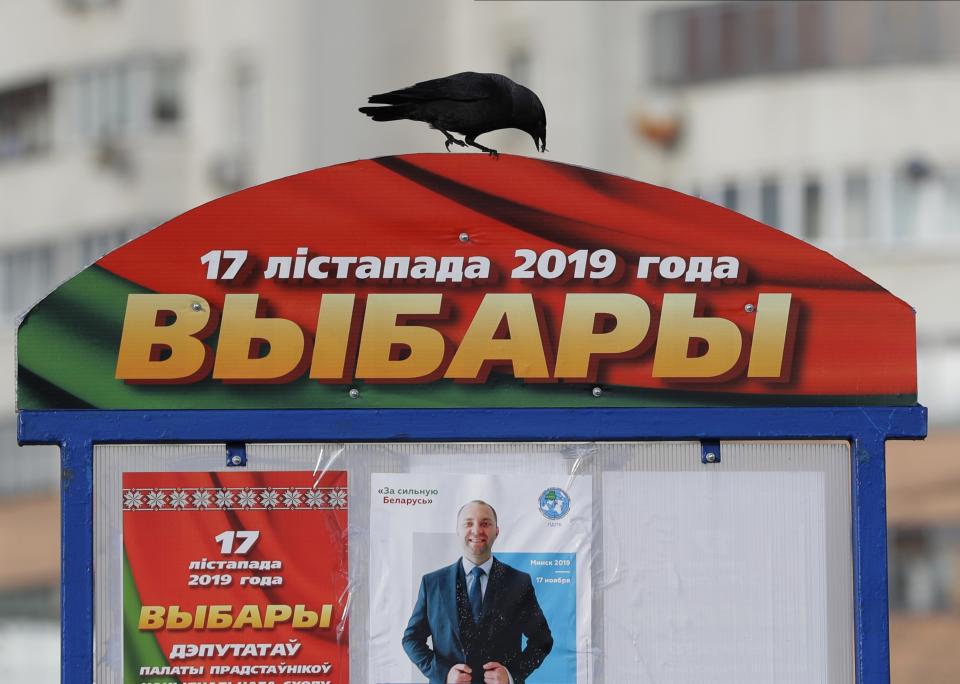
[368,72,498,103]
[358,105,416,122]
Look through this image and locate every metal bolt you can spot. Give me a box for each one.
[191,302,203,312]
[348,388,360,399]
[230,454,243,466]
[744,303,756,313]
[592,386,603,398]
[704,452,718,463]
[458,232,470,243]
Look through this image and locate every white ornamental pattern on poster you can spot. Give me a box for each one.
[122,486,348,511]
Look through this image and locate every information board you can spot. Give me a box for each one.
[16,154,926,684]
[18,155,916,411]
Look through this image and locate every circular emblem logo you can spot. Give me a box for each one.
[538,487,571,520]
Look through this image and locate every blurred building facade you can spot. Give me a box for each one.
[1,0,958,681]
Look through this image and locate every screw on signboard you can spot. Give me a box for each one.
[191,302,203,312]
[744,303,756,313]
[226,443,247,467]
[700,440,721,465]
[348,388,360,399]
[458,232,470,243]
[592,387,603,398]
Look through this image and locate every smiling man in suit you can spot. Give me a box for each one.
[402,500,553,684]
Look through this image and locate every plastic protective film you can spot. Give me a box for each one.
[94,441,853,684]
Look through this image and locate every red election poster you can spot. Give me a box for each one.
[122,471,348,684]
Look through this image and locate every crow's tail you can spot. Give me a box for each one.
[358,105,415,122]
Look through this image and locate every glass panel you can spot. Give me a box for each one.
[95,441,854,684]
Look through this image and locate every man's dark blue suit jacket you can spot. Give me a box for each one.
[402,557,553,684]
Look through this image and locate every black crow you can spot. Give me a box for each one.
[359,72,547,158]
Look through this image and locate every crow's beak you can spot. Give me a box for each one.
[531,133,546,154]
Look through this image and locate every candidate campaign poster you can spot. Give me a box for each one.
[122,471,349,683]
[369,473,592,684]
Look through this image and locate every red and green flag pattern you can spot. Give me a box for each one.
[17,154,917,409]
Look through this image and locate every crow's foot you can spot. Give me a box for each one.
[441,130,467,152]
[465,137,499,158]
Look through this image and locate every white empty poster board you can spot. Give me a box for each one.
[601,441,852,683]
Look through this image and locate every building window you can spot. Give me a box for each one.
[889,527,960,614]
[0,228,142,322]
[650,1,955,86]
[681,8,708,82]
[74,57,183,141]
[507,48,532,88]
[77,64,129,140]
[760,177,780,227]
[209,59,257,193]
[701,163,960,245]
[0,586,60,622]
[874,1,940,64]
[0,423,59,497]
[152,58,183,126]
[795,1,829,70]
[943,169,960,237]
[60,0,121,10]
[717,4,744,77]
[0,244,54,319]
[892,159,937,240]
[0,81,52,161]
[843,172,871,241]
[78,227,132,267]
[802,177,823,240]
[721,182,739,212]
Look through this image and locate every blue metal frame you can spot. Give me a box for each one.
[19,405,927,684]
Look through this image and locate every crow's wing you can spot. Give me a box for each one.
[367,72,500,105]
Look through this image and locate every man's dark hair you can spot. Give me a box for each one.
[457,499,498,525]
